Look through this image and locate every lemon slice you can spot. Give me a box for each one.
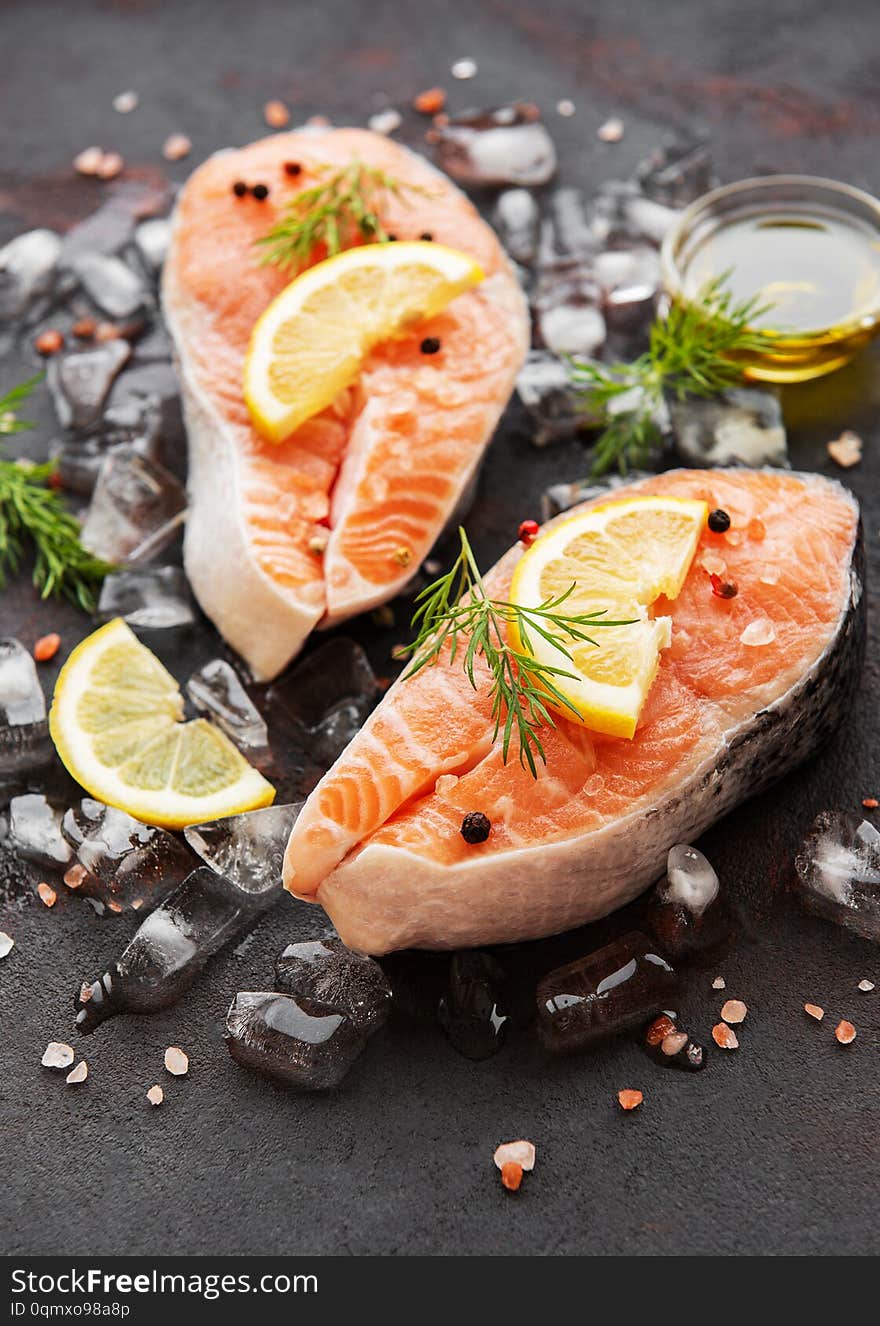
[49,619,275,828]
[244,240,484,441]
[510,495,707,739]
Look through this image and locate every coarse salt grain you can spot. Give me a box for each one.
[835,1019,856,1044]
[64,864,88,890]
[721,999,748,1025]
[712,1023,739,1050]
[617,1088,643,1110]
[803,1003,824,1021]
[33,633,61,662]
[96,152,124,180]
[42,1041,74,1069]
[712,976,726,990]
[759,571,780,586]
[451,58,477,79]
[857,979,875,992]
[435,774,459,795]
[0,932,14,959]
[699,551,727,576]
[164,1046,189,1076]
[556,99,576,117]
[661,1031,689,1056]
[74,146,105,176]
[163,134,192,161]
[66,1061,88,1084]
[645,1014,677,1046]
[37,882,57,908]
[368,109,402,136]
[740,618,776,647]
[862,797,878,810]
[500,1161,523,1191]
[113,91,139,114]
[597,117,624,142]
[264,100,290,128]
[147,1085,164,1106]
[413,88,446,115]
[827,430,862,468]
[493,1140,536,1172]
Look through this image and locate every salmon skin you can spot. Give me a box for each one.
[162,129,529,681]
[283,469,865,954]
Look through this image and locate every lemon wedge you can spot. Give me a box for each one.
[49,620,275,828]
[244,240,484,441]
[509,495,707,739]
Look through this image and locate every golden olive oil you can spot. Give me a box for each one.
[678,206,880,381]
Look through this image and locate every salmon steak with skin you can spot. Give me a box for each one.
[162,128,529,681]
[283,469,864,954]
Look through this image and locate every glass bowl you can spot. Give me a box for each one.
[660,175,880,382]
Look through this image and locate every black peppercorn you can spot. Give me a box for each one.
[232,180,248,198]
[284,161,302,177]
[461,812,491,845]
[420,336,441,355]
[419,231,434,241]
[251,183,270,201]
[707,508,731,534]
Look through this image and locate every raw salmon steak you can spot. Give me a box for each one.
[283,469,864,954]
[162,129,529,680]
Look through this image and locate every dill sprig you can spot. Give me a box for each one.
[0,376,112,610]
[403,528,632,777]
[571,276,773,477]
[256,159,433,272]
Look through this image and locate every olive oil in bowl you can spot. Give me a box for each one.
[662,176,880,382]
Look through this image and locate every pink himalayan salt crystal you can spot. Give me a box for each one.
[597,117,624,142]
[0,932,13,959]
[42,1042,74,1069]
[857,979,875,992]
[724,529,743,547]
[66,1061,88,1085]
[759,571,779,586]
[493,1140,536,1171]
[435,774,459,795]
[163,133,192,161]
[147,1085,164,1106]
[113,90,138,113]
[37,882,57,908]
[96,152,124,180]
[368,109,402,136]
[451,58,478,79]
[740,618,776,647]
[556,100,576,117]
[699,551,727,576]
[827,430,862,468]
[74,146,104,176]
[721,999,748,1024]
[164,1046,189,1076]
[712,976,726,990]
[64,864,88,890]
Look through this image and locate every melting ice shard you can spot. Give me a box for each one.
[536,931,677,1053]
[74,865,280,1031]
[47,341,132,431]
[186,659,268,752]
[0,639,51,777]
[0,229,61,319]
[225,991,366,1089]
[2,794,71,869]
[794,811,880,942]
[267,638,380,766]
[184,802,301,893]
[97,567,196,629]
[669,388,789,468]
[645,843,731,958]
[438,950,509,1060]
[431,104,557,187]
[79,444,187,564]
[275,937,392,1036]
[61,798,195,914]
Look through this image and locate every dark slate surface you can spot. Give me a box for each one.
[1,0,879,1258]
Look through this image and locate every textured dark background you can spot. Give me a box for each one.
[1,0,879,1258]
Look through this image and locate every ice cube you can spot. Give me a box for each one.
[516,349,599,447]
[492,189,541,266]
[794,811,880,942]
[184,802,301,893]
[79,444,187,564]
[635,137,714,208]
[186,659,268,752]
[100,393,163,450]
[536,931,677,1053]
[532,256,605,358]
[548,189,598,258]
[589,181,681,248]
[75,864,281,1031]
[225,991,366,1089]
[595,246,661,335]
[267,638,380,765]
[540,471,649,520]
[438,950,509,1060]
[669,388,788,468]
[60,797,195,913]
[275,937,392,1036]
[64,251,149,320]
[0,639,51,776]
[0,229,62,319]
[47,341,131,431]
[132,218,171,273]
[3,793,72,869]
[107,362,184,449]
[96,566,196,628]
[431,104,557,186]
[645,843,731,958]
